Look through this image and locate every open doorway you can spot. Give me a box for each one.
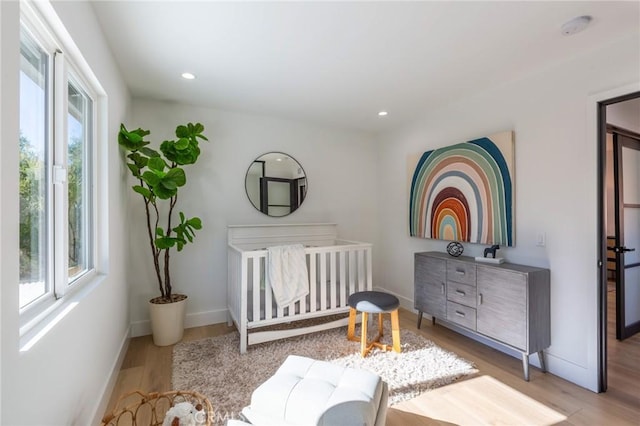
[598,91,640,396]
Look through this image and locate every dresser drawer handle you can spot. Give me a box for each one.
[455,269,465,276]
[455,290,466,296]
[441,283,445,294]
[455,310,466,318]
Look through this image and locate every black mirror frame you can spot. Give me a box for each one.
[244,151,307,217]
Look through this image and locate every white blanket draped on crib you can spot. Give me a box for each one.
[267,244,310,307]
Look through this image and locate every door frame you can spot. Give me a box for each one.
[597,90,640,392]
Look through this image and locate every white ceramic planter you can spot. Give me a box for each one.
[149,295,187,346]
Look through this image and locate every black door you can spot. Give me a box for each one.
[612,130,640,340]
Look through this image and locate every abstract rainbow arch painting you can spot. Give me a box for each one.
[408,131,514,246]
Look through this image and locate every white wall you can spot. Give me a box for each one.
[128,100,377,335]
[374,34,640,391]
[0,1,131,424]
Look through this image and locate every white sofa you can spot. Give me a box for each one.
[228,355,388,426]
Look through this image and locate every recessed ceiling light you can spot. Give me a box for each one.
[378,111,388,117]
[181,72,196,80]
[561,15,592,36]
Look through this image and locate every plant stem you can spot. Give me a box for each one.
[141,178,164,299]
[164,191,178,299]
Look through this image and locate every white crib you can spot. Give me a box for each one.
[227,223,372,353]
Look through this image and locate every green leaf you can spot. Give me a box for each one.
[187,217,202,229]
[147,156,165,172]
[127,163,141,178]
[175,125,189,138]
[175,138,189,150]
[141,147,160,158]
[132,185,152,199]
[128,133,142,143]
[165,168,186,187]
[142,170,161,187]
[118,124,150,151]
[155,227,165,237]
[155,236,176,249]
[153,183,176,199]
[160,179,177,191]
[192,123,204,134]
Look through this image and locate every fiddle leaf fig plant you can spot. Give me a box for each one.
[118,122,208,302]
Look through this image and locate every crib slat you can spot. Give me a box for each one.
[358,249,365,292]
[340,251,346,307]
[252,256,261,322]
[366,246,373,291]
[264,257,272,320]
[330,250,337,308]
[349,249,356,296]
[320,251,327,311]
[277,301,284,319]
[239,252,248,354]
[299,253,308,314]
[309,253,317,313]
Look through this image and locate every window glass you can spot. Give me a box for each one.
[19,27,50,308]
[67,80,93,283]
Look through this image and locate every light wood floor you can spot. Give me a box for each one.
[106,307,640,425]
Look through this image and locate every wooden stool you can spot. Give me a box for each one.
[347,291,401,357]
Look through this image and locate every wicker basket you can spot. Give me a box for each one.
[102,390,214,426]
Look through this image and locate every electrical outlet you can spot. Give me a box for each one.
[536,232,546,247]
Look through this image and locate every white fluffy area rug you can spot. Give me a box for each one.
[172,323,476,423]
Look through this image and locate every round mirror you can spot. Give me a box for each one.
[245,152,307,217]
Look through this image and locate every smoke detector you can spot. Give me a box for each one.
[561,15,592,36]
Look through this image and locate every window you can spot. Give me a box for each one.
[19,4,99,325]
[19,27,50,309]
[66,79,93,284]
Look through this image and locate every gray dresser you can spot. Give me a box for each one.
[414,251,550,381]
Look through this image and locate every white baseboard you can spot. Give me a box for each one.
[545,351,594,391]
[130,308,228,338]
[91,325,131,425]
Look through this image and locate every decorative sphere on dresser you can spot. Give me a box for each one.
[446,241,464,257]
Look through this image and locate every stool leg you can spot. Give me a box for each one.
[391,309,401,353]
[378,313,384,337]
[347,308,357,342]
[361,312,368,357]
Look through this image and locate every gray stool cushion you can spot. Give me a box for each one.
[348,291,399,313]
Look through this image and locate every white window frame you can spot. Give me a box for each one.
[19,0,104,339]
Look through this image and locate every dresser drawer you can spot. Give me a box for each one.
[447,260,476,286]
[446,301,477,330]
[447,282,477,308]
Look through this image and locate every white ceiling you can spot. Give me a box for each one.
[91,1,640,134]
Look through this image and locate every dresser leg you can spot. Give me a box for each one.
[538,350,546,373]
[522,353,530,381]
[417,311,423,329]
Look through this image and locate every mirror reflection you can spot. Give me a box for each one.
[245,152,307,217]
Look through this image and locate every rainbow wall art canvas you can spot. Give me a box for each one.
[408,131,515,246]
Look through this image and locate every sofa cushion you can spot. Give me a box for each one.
[241,355,386,426]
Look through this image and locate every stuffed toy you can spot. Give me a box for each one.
[162,402,205,426]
